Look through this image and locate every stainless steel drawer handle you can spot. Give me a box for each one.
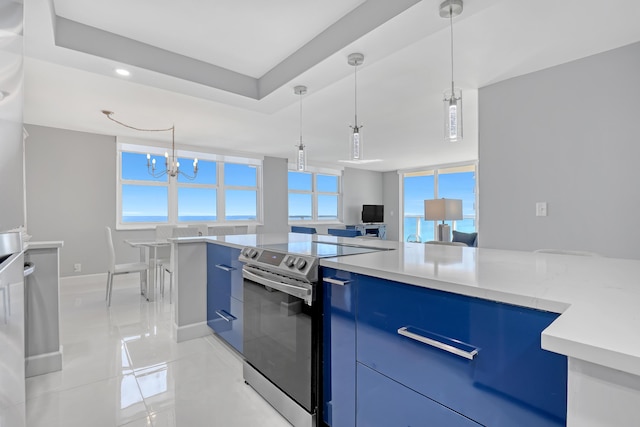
[215,309,236,322]
[397,326,479,360]
[323,277,351,286]
[215,264,236,272]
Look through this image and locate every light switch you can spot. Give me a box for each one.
[536,202,548,217]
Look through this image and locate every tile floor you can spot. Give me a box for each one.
[25,275,291,427]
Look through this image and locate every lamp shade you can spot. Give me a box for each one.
[424,199,463,221]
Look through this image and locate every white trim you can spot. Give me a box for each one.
[288,163,343,175]
[118,138,264,163]
[174,320,212,343]
[26,346,63,377]
[397,159,478,175]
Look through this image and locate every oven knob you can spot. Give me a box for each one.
[241,248,250,257]
[295,258,307,270]
[284,256,295,267]
[249,249,258,259]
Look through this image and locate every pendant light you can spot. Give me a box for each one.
[294,85,307,171]
[348,53,364,160]
[440,0,463,142]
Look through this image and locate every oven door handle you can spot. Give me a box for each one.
[242,268,312,305]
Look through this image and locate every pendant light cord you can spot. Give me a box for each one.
[102,110,176,156]
[450,2,455,94]
[354,62,359,128]
[299,91,303,144]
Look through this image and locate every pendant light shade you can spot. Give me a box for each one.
[294,85,307,171]
[348,53,364,160]
[440,0,463,142]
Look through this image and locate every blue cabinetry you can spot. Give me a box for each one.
[357,363,481,427]
[206,243,243,353]
[322,268,568,427]
[321,267,357,427]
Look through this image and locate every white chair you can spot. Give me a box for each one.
[154,225,175,293]
[534,249,602,257]
[160,227,201,303]
[105,226,149,307]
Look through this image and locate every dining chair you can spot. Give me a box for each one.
[327,228,362,238]
[154,225,175,293]
[105,226,149,307]
[160,227,201,303]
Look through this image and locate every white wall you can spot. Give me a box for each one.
[261,156,289,233]
[0,2,24,232]
[478,41,640,259]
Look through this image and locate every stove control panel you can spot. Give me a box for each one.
[239,246,318,282]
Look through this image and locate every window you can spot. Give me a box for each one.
[402,164,477,242]
[288,169,341,222]
[117,143,261,228]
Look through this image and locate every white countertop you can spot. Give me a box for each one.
[176,233,640,378]
[26,241,64,250]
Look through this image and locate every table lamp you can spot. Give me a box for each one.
[424,198,463,242]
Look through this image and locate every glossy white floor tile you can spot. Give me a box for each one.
[26,275,291,427]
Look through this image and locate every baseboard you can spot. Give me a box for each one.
[174,321,211,343]
[26,346,63,377]
[60,273,106,286]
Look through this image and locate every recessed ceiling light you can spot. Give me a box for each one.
[115,68,130,77]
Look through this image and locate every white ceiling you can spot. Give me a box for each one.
[23,0,640,172]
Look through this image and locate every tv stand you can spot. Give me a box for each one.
[351,224,386,239]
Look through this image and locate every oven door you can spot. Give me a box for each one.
[242,265,316,413]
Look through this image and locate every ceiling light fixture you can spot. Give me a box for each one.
[348,53,365,160]
[294,85,307,172]
[440,0,463,142]
[101,110,198,180]
[115,68,130,77]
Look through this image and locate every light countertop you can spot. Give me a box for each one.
[175,233,640,378]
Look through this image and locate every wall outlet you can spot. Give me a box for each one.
[74,263,82,273]
[536,202,548,217]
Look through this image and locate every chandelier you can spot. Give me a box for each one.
[348,53,364,160]
[102,110,198,179]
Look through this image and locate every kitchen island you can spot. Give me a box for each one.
[171,233,640,426]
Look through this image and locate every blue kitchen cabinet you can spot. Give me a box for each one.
[321,267,357,427]
[206,243,243,353]
[357,363,481,427]
[356,273,567,427]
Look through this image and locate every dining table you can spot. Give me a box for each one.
[124,238,171,302]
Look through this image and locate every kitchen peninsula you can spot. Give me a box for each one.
[170,233,640,426]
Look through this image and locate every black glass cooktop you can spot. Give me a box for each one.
[257,241,392,258]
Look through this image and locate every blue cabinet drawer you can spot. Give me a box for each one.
[356,274,567,427]
[209,296,242,353]
[357,363,480,427]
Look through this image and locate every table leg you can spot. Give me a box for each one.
[138,247,147,296]
[147,246,157,302]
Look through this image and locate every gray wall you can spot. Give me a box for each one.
[261,156,289,233]
[0,2,24,232]
[342,167,384,225]
[479,41,640,259]
[24,125,149,276]
[382,171,401,241]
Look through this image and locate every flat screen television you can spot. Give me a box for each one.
[361,204,384,223]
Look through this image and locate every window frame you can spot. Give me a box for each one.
[117,141,262,230]
[399,161,478,243]
[287,165,343,224]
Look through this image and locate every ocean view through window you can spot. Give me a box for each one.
[288,168,341,222]
[402,164,477,243]
[118,143,261,227]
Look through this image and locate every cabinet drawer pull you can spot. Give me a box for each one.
[215,264,236,272]
[397,326,479,360]
[215,309,236,322]
[323,277,351,286]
